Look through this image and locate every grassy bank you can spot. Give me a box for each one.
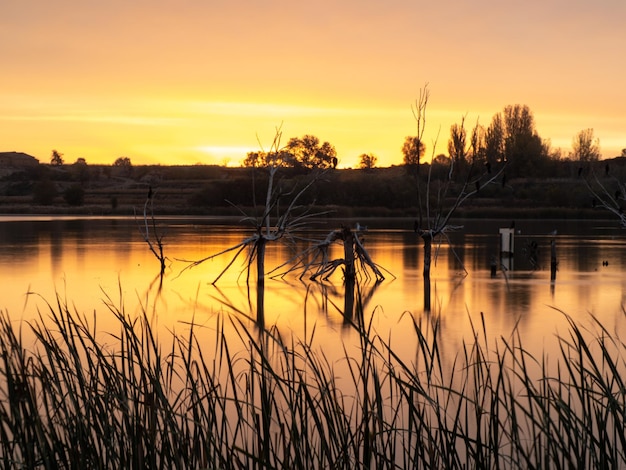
[1,297,625,468]
[1,163,616,221]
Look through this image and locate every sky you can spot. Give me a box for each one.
[1,0,625,168]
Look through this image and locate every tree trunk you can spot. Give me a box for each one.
[342,227,356,280]
[550,238,557,282]
[422,233,432,311]
[256,238,266,327]
[343,276,356,325]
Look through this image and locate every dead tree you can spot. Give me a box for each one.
[411,85,505,311]
[178,128,327,324]
[135,187,167,276]
[269,224,389,283]
[582,164,626,227]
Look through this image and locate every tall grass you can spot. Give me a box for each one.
[0,294,625,468]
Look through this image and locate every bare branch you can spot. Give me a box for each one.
[583,168,626,227]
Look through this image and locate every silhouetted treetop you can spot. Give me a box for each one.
[358,153,377,169]
[50,150,64,166]
[570,128,601,162]
[243,134,337,169]
[285,135,337,169]
[114,156,132,167]
[487,104,548,177]
[402,136,425,167]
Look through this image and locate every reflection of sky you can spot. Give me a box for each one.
[1,217,626,368]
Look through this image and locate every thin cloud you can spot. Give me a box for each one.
[0,114,182,126]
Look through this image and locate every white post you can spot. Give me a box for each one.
[499,228,515,256]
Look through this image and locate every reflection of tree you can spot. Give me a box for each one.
[272,225,388,283]
[309,278,381,327]
[268,223,390,330]
[401,232,420,271]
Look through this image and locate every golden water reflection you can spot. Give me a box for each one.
[1,216,626,365]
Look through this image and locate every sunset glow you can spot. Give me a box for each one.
[2,0,625,167]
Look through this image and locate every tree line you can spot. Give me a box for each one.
[45,102,620,181]
[236,104,621,181]
[410,104,607,179]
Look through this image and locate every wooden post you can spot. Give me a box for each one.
[256,237,266,327]
[550,238,557,282]
[422,232,432,312]
[342,227,356,280]
[343,276,355,325]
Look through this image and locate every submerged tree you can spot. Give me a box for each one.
[582,163,626,227]
[136,186,167,277]
[269,224,388,284]
[180,128,328,326]
[267,223,390,327]
[411,85,505,311]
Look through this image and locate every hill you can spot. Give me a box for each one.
[0,159,624,220]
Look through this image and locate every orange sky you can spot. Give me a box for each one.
[1,0,625,167]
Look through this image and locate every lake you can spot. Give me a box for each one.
[1,215,626,365]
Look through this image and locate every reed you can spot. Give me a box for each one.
[0,295,625,468]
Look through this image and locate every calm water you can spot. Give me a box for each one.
[1,215,626,363]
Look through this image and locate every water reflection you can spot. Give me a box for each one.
[1,216,626,362]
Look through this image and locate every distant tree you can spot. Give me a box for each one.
[448,119,468,167]
[621,149,626,158]
[50,150,64,166]
[285,135,337,169]
[570,128,601,162]
[448,116,486,170]
[430,153,452,180]
[485,113,505,165]
[551,147,563,160]
[402,136,425,167]
[358,153,377,169]
[114,156,132,167]
[245,135,337,169]
[488,104,546,177]
[243,151,264,167]
[113,156,133,176]
[72,157,90,182]
[432,153,451,165]
[242,149,294,168]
